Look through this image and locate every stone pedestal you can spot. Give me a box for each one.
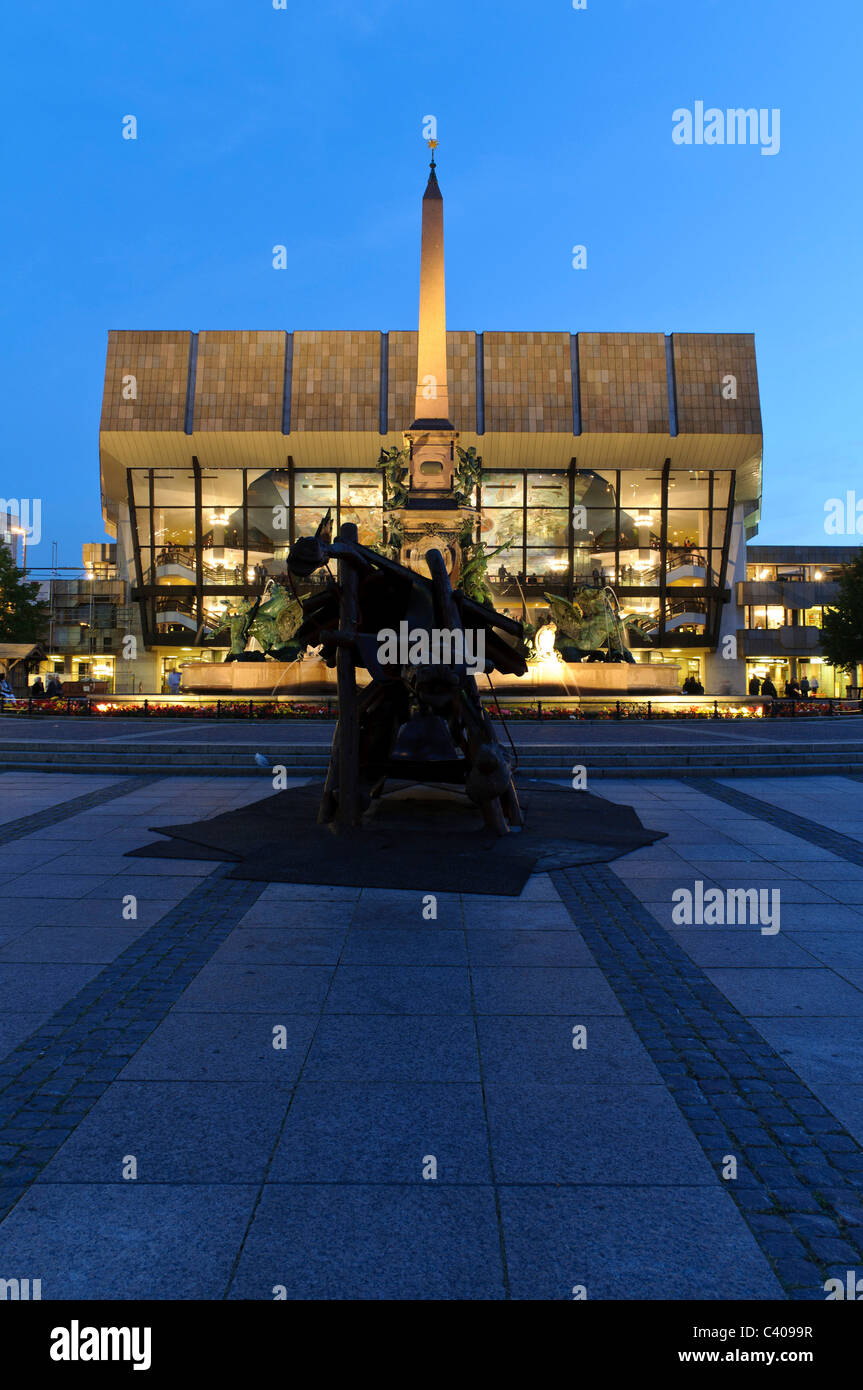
[181,657,682,699]
[399,503,471,582]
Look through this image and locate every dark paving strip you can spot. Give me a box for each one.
[552,864,863,1300]
[0,864,267,1222]
[684,777,863,865]
[0,776,160,848]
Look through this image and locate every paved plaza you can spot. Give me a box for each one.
[1,762,862,1299]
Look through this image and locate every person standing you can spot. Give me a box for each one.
[167,668,181,696]
[799,673,810,699]
[748,674,761,696]
[810,674,819,697]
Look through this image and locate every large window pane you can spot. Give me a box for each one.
[130,471,151,505]
[245,508,280,554]
[573,470,619,582]
[199,471,243,509]
[526,473,568,507]
[483,473,524,507]
[341,473,382,508]
[295,472,337,506]
[480,508,523,547]
[153,508,196,547]
[152,471,196,508]
[525,549,569,582]
[294,508,326,540]
[528,511,569,547]
[338,505,383,547]
[486,551,527,617]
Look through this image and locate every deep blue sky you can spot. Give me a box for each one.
[3,0,861,568]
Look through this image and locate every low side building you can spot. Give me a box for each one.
[39,544,144,694]
[741,545,859,696]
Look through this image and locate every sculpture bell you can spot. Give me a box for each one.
[391,713,461,763]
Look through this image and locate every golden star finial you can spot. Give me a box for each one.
[427,137,439,167]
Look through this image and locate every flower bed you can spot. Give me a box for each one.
[484,703,765,720]
[2,699,336,719]
[4,696,858,721]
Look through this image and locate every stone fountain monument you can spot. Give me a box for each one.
[183,147,680,698]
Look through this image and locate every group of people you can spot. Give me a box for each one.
[28,676,64,700]
[682,671,820,700]
[748,673,818,700]
[0,673,66,706]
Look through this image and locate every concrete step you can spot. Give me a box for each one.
[3,739,863,780]
[516,756,863,769]
[518,764,863,780]
[1,760,858,780]
[2,751,860,771]
[2,756,863,780]
[0,761,328,778]
[2,742,862,759]
[0,752,330,768]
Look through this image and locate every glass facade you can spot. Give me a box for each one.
[481,465,733,647]
[746,562,842,583]
[745,659,848,699]
[127,464,384,643]
[126,461,737,651]
[744,605,826,631]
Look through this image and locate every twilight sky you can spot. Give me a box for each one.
[3,0,862,568]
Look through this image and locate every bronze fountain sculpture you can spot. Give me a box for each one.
[287,511,529,835]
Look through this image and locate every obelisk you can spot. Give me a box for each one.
[401,143,464,575]
[413,148,451,433]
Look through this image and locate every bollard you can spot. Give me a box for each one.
[216,699,221,720]
[537,700,543,720]
[616,699,621,720]
[713,700,719,720]
[27,697,32,716]
[647,700,652,720]
[249,699,253,720]
[143,699,149,716]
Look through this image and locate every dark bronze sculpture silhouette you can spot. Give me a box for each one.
[288,512,528,835]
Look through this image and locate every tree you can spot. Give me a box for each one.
[820,552,863,674]
[0,544,49,641]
